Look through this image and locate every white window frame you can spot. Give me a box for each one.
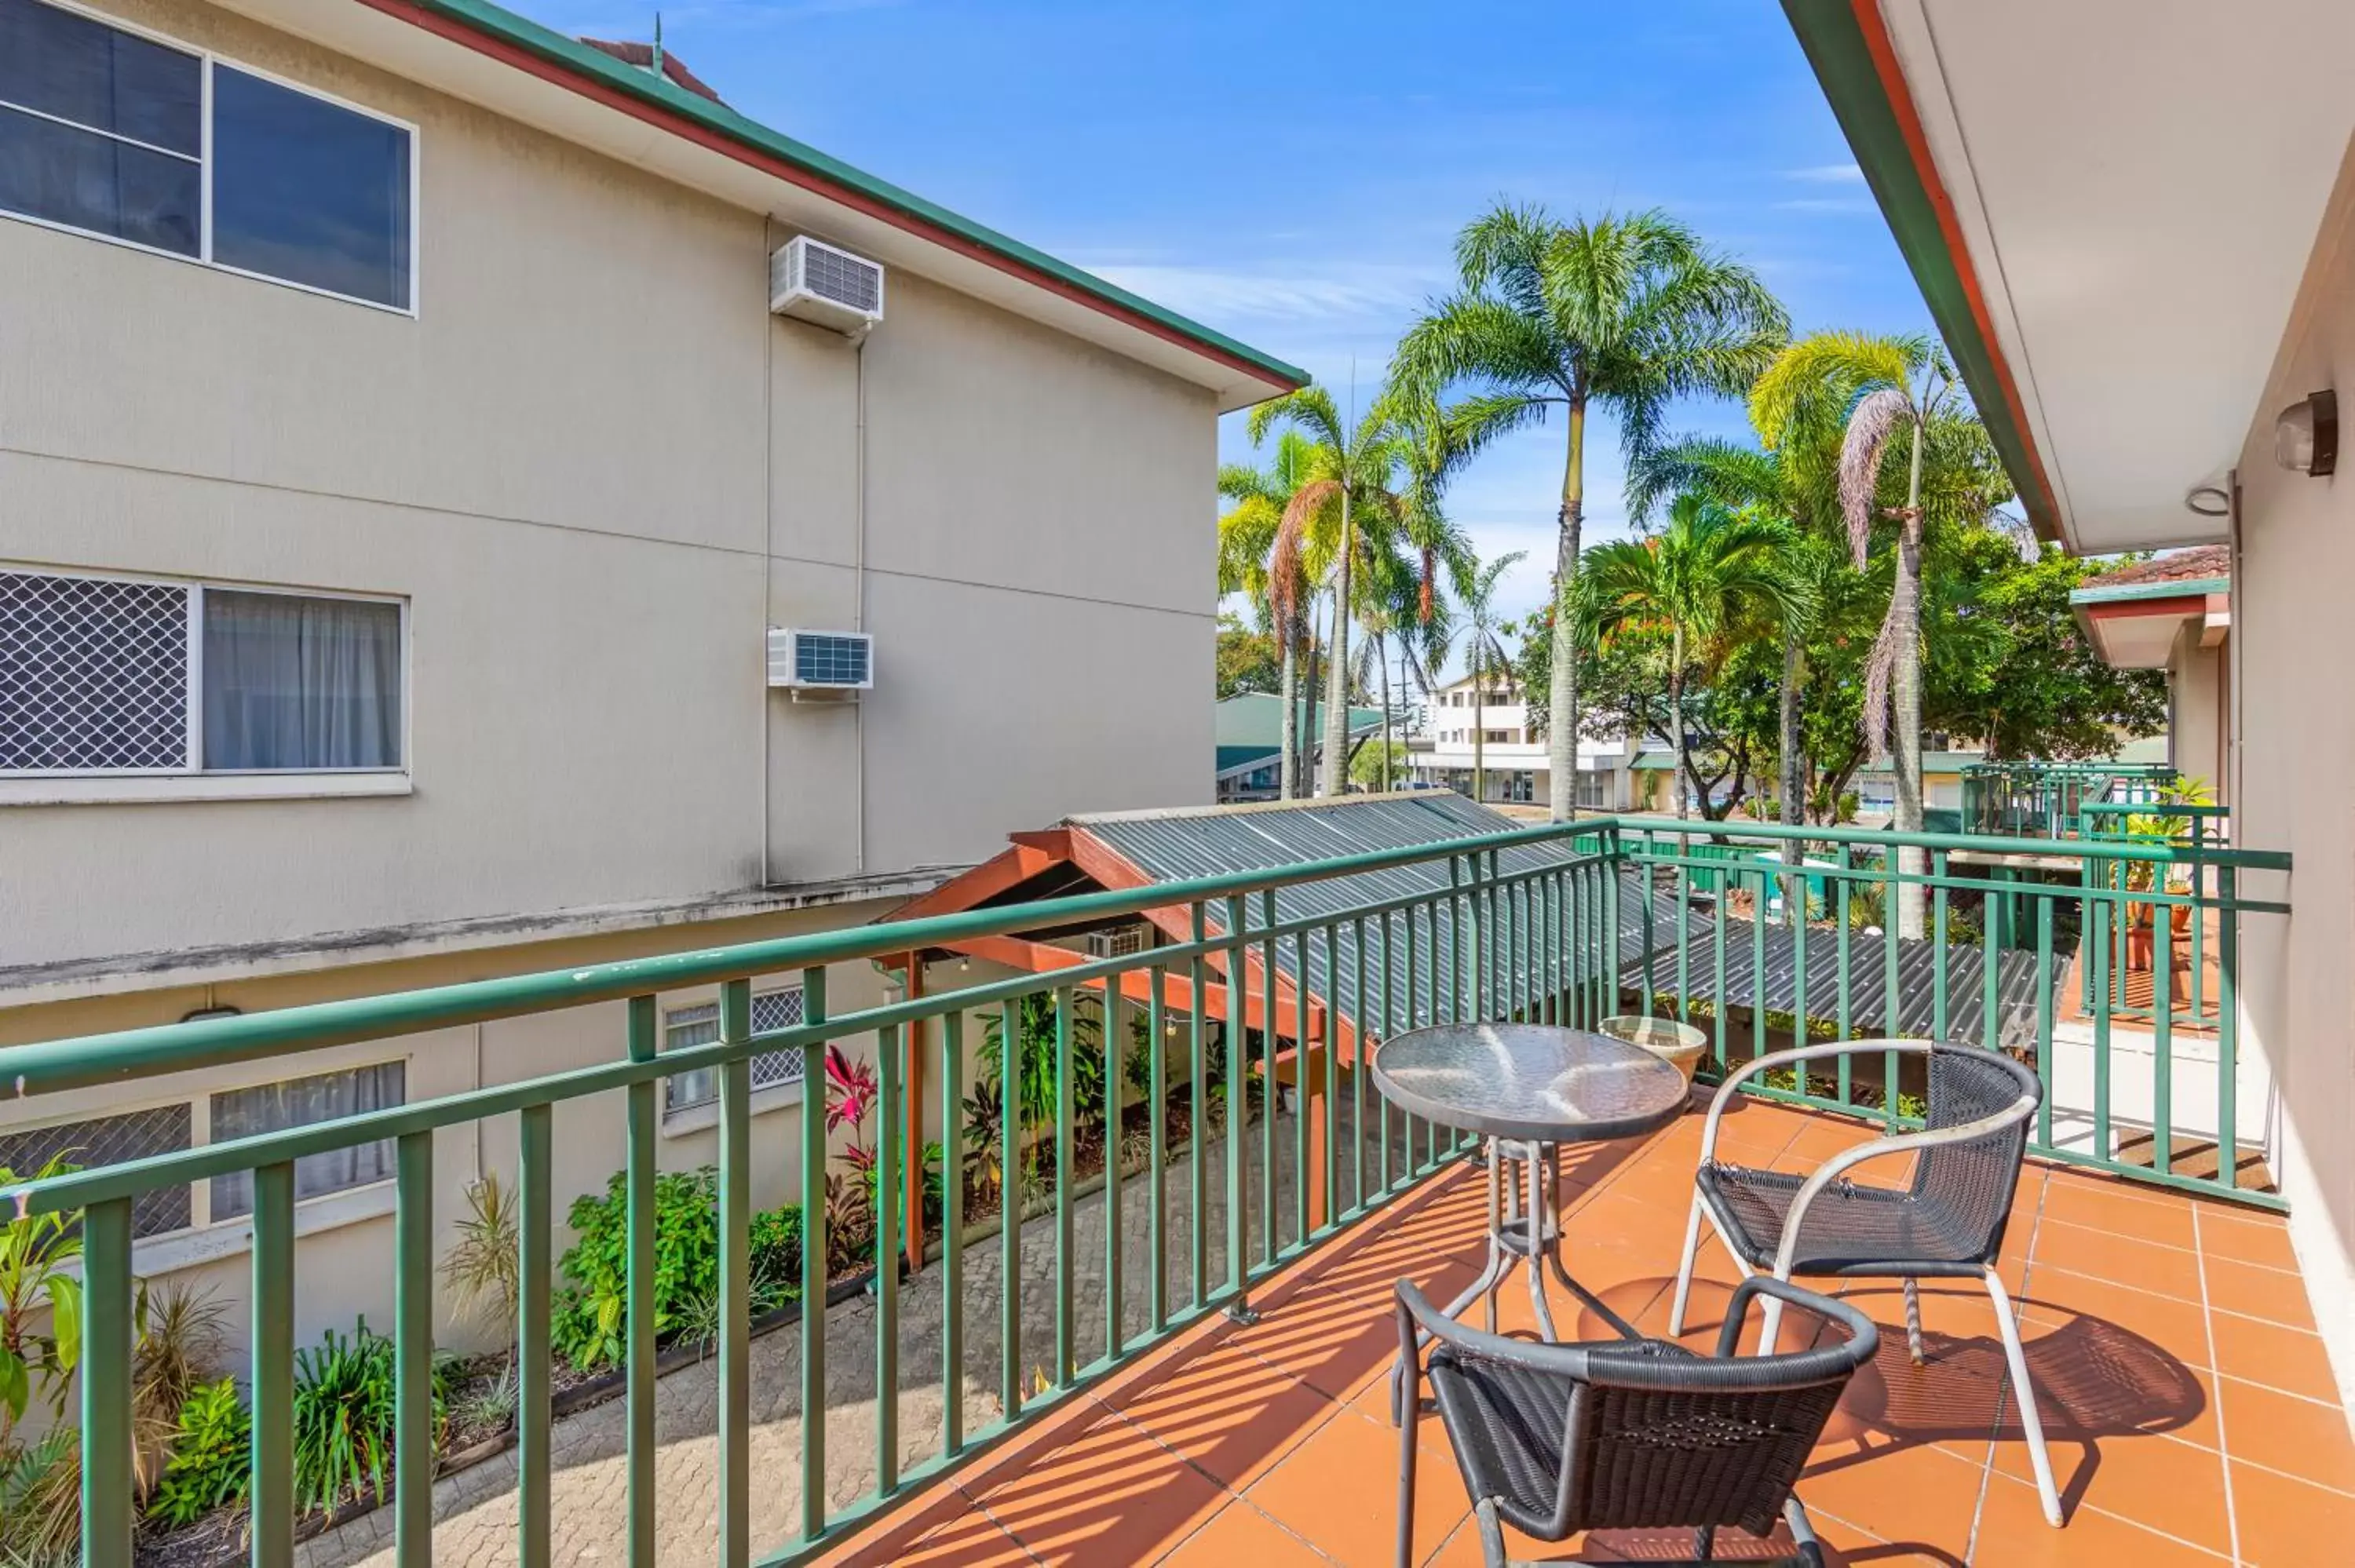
[0,560,412,802]
[0,0,421,315]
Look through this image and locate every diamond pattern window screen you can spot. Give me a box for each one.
[663,987,808,1114]
[0,571,190,771]
[0,1103,195,1239]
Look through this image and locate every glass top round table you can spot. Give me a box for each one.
[1371,1023,1691,1349]
[1370,1021,1691,1146]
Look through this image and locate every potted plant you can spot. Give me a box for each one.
[1597,1012,1708,1085]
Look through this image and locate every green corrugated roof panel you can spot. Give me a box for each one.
[1069,795,1662,1039]
[1214,693,1387,748]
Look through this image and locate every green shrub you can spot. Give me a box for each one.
[148,1377,250,1526]
[553,1167,806,1369]
[288,1319,451,1515]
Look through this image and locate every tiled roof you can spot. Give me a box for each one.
[2089,545,2229,589]
[576,38,725,103]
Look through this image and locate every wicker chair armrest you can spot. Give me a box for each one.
[1700,1039,1937,1162]
[1394,1278,1600,1380]
[1769,1088,2039,1281]
[1719,1277,1880,1368]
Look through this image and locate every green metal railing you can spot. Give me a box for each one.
[1959,760,2178,840]
[2079,800,2234,1031]
[0,811,2291,1566]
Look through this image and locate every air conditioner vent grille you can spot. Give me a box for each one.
[799,242,881,313]
[794,632,870,687]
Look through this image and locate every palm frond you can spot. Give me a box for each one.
[1839,386,1915,564]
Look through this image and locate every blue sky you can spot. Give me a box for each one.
[535,0,1934,651]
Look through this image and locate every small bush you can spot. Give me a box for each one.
[148,1378,250,1527]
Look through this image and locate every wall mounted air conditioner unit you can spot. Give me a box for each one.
[769,236,885,335]
[768,629,874,697]
[1085,924,1151,961]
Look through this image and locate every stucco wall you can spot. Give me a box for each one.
[2167,622,2229,802]
[2233,139,2355,1413]
[0,0,1219,972]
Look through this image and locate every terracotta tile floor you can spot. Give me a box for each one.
[823,1101,2352,1566]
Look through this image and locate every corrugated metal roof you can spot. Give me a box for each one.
[1627,899,2067,1050]
[1071,796,1664,1037]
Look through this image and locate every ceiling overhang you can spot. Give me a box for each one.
[209,0,1306,412]
[1784,0,2355,555]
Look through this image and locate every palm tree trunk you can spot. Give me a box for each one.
[1893,413,1928,939]
[1299,603,1324,795]
[1780,629,1806,926]
[1376,630,1393,792]
[1547,398,1586,822]
[1473,669,1486,803]
[1320,490,1353,797]
[1277,625,1298,801]
[1670,628,1690,822]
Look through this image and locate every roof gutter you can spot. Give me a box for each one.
[1780,0,2064,544]
[356,0,1307,398]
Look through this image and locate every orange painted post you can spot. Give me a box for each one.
[904,955,925,1274]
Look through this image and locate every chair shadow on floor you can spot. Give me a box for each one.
[1792,1282,2206,1522]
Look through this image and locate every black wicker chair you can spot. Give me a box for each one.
[1666,1041,2060,1526]
[1394,1275,1878,1568]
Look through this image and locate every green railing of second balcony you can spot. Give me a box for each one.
[1959,759,2178,839]
[0,811,2291,1567]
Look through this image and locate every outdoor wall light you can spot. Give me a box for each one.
[2273,388,2337,476]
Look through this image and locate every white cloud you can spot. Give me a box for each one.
[1082,261,1440,326]
[1783,162,1865,184]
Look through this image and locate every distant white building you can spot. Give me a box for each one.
[1407,673,1638,808]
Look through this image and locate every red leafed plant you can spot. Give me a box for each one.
[823,1045,878,1136]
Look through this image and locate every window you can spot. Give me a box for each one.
[0,0,414,310]
[0,1103,192,1238]
[663,987,806,1115]
[1484,729,1511,744]
[0,568,404,775]
[210,1061,403,1220]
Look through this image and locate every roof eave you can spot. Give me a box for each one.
[1780,0,2066,546]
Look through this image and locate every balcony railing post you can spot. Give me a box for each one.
[801,968,831,1545]
[78,1196,134,1568]
[252,1160,296,1568]
[1148,960,1168,1335]
[2219,863,2240,1189]
[997,995,1022,1423]
[625,994,659,1565]
[1104,973,1125,1361]
[718,981,753,1566]
[517,1108,553,1568]
[1053,987,1075,1386]
[1188,904,1208,1310]
[393,1129,434,1566]
[1223,893,1250,1318]
[940,1008,965,1456]
[874,1021,900,1498]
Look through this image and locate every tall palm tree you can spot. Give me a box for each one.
[1453,552,1524,803]
[1579,496,1806,820]
[1248,385,1400,797]
[1630,435,1840,896]
[1395,205,1787,822]
[1218,432,1316,798]
[1753,333,2011,933]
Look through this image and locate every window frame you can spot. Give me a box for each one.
[0,560,411,785]
[0,1053,407,1245]
[0,0,420,315]
[659,985,810,1125]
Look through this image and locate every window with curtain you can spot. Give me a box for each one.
[203,589,402,770]
[208,1061,403,1220]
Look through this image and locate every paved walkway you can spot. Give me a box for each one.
[308,1110,1353,1568]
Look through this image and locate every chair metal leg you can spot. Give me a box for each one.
[1396,1390,1418,1568]
[1985,1266,2062,1526]
[1783,1495,1826,1568]
[1758,1289,1785,1356]
[1668,1191,1705,1335]
[1474,1497,1509,1568]
[1903,1276,1926,1366]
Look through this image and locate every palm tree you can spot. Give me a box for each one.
[1752,333,2012,934]
[1579,496,1806,820]
[1453,553,1524,803]
[1248,385,1401,797]
[1395,205,1787,822]
[1218,432,1315,798]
